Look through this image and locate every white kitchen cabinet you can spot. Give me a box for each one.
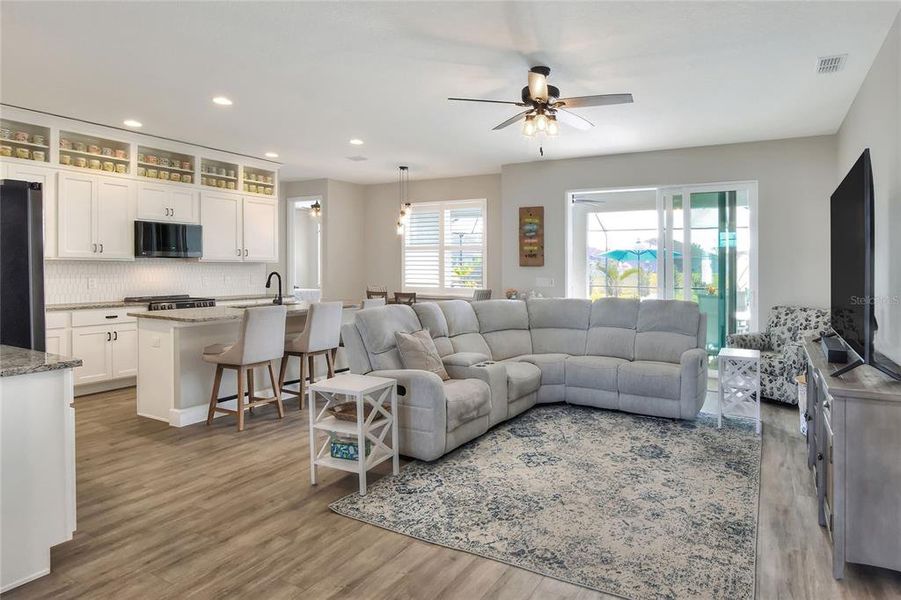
[96,178,135,258]
[45,328,70,357]
[110,324,137,378]
[138,182,200,224]
[57,172,97,258]
[201,192,243,261]
[71,322,138,385]
[4,163,58,258]
[200,192,277,263]
[243,196,278,262]
[58,172,135,260]
[72,325,112,384]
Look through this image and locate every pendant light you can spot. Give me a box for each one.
[396,165,411,235]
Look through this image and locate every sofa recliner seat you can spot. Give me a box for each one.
[342,297,708,461]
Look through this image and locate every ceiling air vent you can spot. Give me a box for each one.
[816,54,847,74]
[346,156,367,162]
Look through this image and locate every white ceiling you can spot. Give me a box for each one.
[2,1,898,184]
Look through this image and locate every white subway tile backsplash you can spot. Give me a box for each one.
[44,260,268,304]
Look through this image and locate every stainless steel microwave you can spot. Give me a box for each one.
[134,221,202,258]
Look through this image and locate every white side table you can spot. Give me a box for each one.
[308,374,399,495]
[717,348,762,434]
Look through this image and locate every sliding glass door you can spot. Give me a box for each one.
[660,184,756,358]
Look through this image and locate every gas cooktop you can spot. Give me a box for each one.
[124,295,216,311]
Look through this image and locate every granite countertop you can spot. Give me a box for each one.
[46,294,291,311]
[0,345,83,378]
[130,301,358,323]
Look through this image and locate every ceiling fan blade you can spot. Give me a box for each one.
[492,110,531,130]
[527,72,548,102]
[448,97,525,105]
[555,108,594,131]
[556,93,634,108]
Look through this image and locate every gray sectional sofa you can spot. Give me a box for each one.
[341,298,708,461]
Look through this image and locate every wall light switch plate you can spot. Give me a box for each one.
[535,277,555,288]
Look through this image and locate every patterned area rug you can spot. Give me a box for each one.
[330,405,761,600]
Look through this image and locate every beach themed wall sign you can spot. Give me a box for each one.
[519,206,544,266]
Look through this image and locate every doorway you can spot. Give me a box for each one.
[568,182,758,360]
[286,196,321,296]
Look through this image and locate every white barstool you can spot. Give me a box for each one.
[278,301,343,409]
[203,305,287,431]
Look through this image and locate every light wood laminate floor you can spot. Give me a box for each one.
[4,387,901,599]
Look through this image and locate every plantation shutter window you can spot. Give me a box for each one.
[403,200,486,294]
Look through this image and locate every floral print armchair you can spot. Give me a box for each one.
[727,305,830,404]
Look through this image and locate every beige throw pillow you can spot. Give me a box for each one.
[394,330,449,381]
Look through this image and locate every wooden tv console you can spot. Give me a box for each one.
[803,338,901,579]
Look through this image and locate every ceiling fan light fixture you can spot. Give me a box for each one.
[535,113,548,132]
[522,115,537,137]
[547,116,559,136]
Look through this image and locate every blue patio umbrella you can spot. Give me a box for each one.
[591,248,680,263]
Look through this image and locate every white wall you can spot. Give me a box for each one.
[292,205,319,288]
[837,12,901,364]
[363,174,502,294]
[501,135,838,321]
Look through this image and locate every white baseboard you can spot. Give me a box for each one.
[169,399,237,427]
[1,567,50,594]
[75,377,136,397]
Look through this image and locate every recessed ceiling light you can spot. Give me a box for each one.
[123,119,142,128]
[349,138,364,145]
[212,96,233,106]
[264,152,279,158]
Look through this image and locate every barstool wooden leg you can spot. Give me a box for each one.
[326,348,336,378]
[268,361,284,419]
[247,368,255,414]
[207,365,224,425]
[236,368,246,432]
[308,354,316,388]
[278,354,289,395]
[298,353,307,411]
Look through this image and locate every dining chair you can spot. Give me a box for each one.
[362,297,387,309]
[393,292,417,305]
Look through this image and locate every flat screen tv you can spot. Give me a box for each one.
[830,148,901,380]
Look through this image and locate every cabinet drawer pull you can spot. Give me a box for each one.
[113,331,118,341]
[99,243,104,253]
[236,248,240,256]
[105,315,118,319]
[92,243,97,253]
[244,248,248,257]
[107,332,111,342]
[817,452,824,461]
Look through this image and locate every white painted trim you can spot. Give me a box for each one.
[1,567,51,594]
[74,377,135,397]
[169,399,237,427]
[285,195,322,293]
[166,383,282,426]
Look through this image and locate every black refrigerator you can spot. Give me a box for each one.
[0,179,45,351]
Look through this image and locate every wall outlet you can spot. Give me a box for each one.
[535,277,555,288]
[87,278,96,290]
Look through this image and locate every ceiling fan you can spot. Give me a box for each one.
[449,66,633,137]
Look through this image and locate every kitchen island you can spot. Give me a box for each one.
[0,345,81,592]
[129,302,358,426]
